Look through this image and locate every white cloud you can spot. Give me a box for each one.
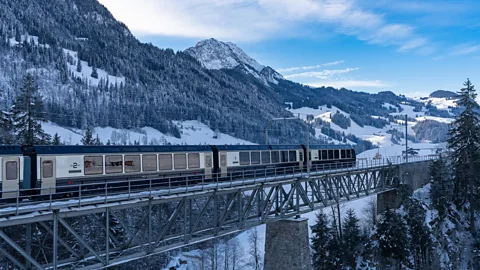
[308,80,390,89]
[98,0,428,50]
[285,68,359,79]
[277,60,344,73]
[451,44,480,55]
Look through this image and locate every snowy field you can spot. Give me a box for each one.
[42,120,254,146]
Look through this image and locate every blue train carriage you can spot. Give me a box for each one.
[33,145,214,193]
[0,146,25,198]
[211,145,305,178]
[306,144,356,169]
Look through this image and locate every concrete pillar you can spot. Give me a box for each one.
[376,189,403,214]
[264,218,311,270]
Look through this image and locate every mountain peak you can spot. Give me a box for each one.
[186,38,264,72]
[185,38,283,84]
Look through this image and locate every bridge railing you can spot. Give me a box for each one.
[0,155,436,216]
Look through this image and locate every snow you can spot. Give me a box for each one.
[62,48,125,87]
[416,116,455,124]
[357,142,445,159]
[9,34,50,48]
[41,120,254,145]
[389,103,425,118]
[186,38,264,72]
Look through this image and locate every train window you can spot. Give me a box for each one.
[328,150,334,160]
[188,153,200,169]
[142,155,157,172]
[239,152,250,165]
[206,154,212,168]
[160,154,174,170]
[271,151,279,163]
[125,155,141,173]
[281,151,289,162]
[261,151,271,164]
[42,160,54,178]
[251,152,261,165]
[289,151,297,162]
[346,150,352,159]
[174,154,187,170]
[106,155,123,174]
[84,156,103,175]
[341,150,346,159]
[334,150,340,159]
[299,151,303,161]
[220,154,227,167]
[6,161,18,180]
[322,150,328,160]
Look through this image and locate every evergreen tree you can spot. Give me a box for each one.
[94,134,102,145]
[342,209,362,268]
[311,211,332,270]
[91,65,98,79]
[76,59,82,73]
[52,133,61,145]
[405,200,432,269]
[377,209,409,268]
[11,74,51,145]
[430,155,453,221]
[0,88,14,144]
[81,127,94,145]
[447,79,480,234]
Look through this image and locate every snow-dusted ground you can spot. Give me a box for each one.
[42,120,254,145]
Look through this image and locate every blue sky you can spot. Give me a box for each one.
[99,0,480,97]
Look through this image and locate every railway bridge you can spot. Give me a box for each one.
[0,156,433,269]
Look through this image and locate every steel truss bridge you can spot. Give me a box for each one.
[0,156,434,269]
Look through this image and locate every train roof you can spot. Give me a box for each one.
[33,145,213,154]
[215,145,301,151]
[0,145,23,155]
[308,144,353,150]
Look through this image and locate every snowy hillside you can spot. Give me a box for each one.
[42,120,254,146]
[289,102,454,147]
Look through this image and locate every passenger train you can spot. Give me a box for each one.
[0,144,356,198]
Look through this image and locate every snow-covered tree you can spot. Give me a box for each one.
[447,78,480,234]
[247,227,262,270]
[81,127,94,145]
[430,155,453,221]
[76,59,82,73]
[52,133,61,145]
[342,209,362,268]
[91,65,98,79]
[377,208,409,268]
[11,74,50,145]
[311,210,333,269]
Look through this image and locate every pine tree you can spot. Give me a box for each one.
[0,88,14,144]
[311,211,332,270]
[11,74,51,145]
[76,59,82,73]
[94,134,102,145]
[405,200,431,269]
[342,209,362,268]
[377,209,409,268]
[81,127,94,145]
[430,155,453,221]
[447,78,480,234]
[91,66,98,79]
[52,133,61,145]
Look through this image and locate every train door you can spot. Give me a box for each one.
[2,157,19,198]
[220,151,227,177]
[40,157,56,195]
[205,154,212,179]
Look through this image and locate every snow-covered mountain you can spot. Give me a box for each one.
[185,38,283,85]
